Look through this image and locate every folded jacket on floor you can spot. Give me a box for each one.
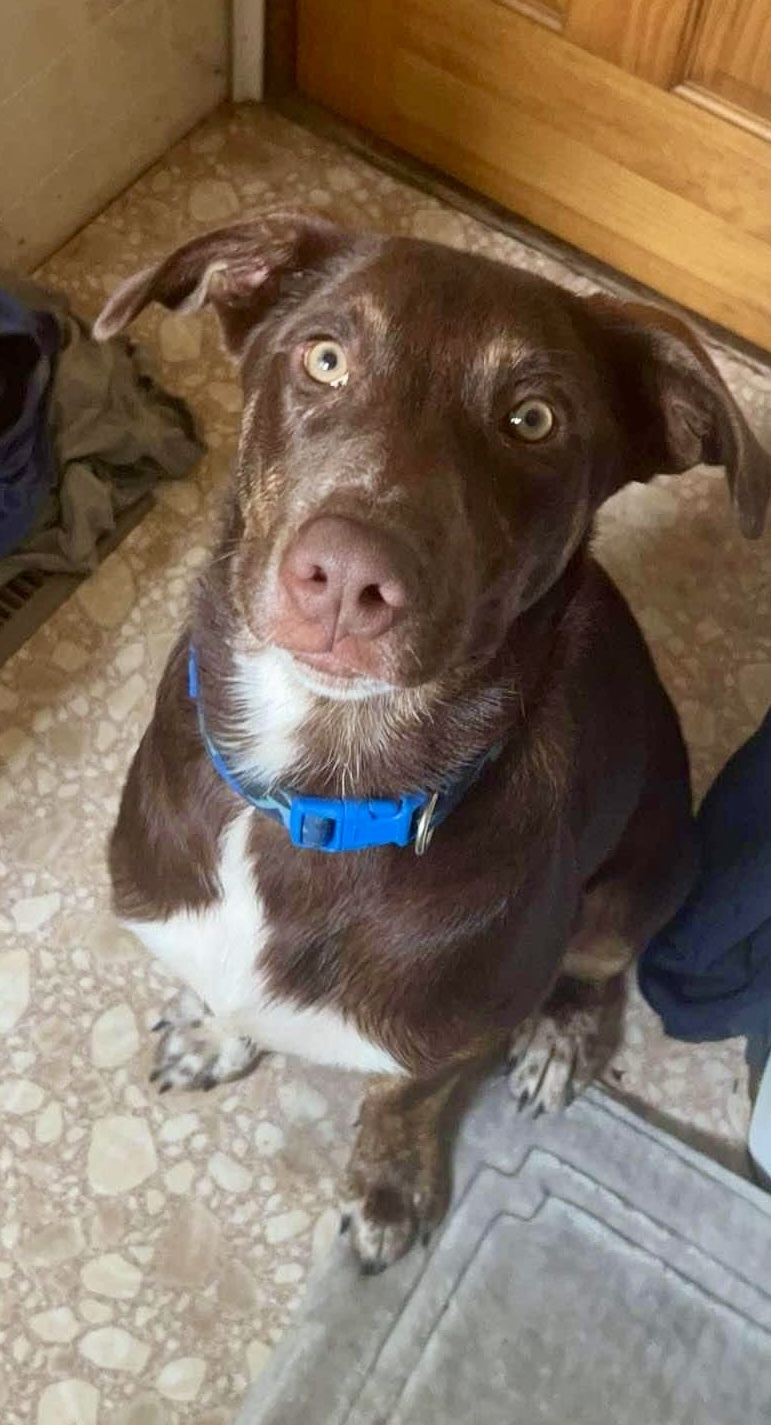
[0,269,204,587]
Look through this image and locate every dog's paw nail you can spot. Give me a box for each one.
[151,1019,169,1033]
[339,1214,351,1236]
[158,1081,172,1095]
[518,1090,531,1111]
[360,1259,388,1278]
[149,1068,161,1083]
[420,1229,432,1249]
[531,1104,544,1121]
[201,1075,217,1091]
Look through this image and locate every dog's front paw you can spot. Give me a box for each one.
[343,1131,451,1275]
[150,989,262,1093]
[507,979,624,1116]
[152,986,209,1034]
[342,1172,445,1276]
[507,1012,589,1115]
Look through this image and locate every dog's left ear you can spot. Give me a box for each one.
[92,213,353,359]
[587,297,771,538]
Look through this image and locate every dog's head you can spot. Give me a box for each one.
[96,213,771,699]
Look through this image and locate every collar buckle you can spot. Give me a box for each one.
[287,792,425,853]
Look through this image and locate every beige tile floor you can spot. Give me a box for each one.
[1,104,770,1425]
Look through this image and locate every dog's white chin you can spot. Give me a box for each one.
[282,651,397,703]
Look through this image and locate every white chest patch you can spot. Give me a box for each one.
[227,646,311,787]
[124,811,401,1075]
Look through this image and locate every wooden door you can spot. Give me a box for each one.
[296,0,771,351]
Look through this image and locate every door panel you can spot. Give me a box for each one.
[564,0,699,86]
[297,0,771,349]
[395,47,771,333]
[685,0,771,134]
[401,0,771,238]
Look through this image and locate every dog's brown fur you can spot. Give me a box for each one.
[96,215,771,1269]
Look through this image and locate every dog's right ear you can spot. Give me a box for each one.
[585,296,771,539]
[93,213,352,359]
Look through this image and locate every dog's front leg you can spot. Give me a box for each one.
[343,1060,490,1274]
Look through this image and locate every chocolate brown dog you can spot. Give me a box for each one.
[95,215,770,1271]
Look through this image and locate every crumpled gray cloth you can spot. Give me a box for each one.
[0,269,204,587]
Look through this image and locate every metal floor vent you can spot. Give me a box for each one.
[0,569,47,623]
[0,567,82,667]
[0,493,154,669]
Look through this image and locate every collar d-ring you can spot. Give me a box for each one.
[414,791,440,856]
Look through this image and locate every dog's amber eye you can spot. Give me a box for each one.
[302,340,349,387]
[505,398,554,442]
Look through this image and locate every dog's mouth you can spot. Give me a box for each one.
[289,651,398,702]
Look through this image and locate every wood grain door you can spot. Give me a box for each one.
[296,0,771,351]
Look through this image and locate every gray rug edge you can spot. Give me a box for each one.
[234,1084,771,1425]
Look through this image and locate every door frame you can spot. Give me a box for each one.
[232,0,266,101]
[231,0,297,102]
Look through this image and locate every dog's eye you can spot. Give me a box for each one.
[504,398,554,442]
[302,340,349,387]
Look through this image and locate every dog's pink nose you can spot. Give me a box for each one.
[279,516,409,649]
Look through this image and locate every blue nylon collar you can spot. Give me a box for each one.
[188,646,502,853]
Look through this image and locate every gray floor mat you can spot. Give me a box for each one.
[235,1084,771,1425]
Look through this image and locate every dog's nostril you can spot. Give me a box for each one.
[359,583,386,608]
[309,567,327,585]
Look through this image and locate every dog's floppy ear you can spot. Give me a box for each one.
[93,213,351,359]
[587,297,771,538]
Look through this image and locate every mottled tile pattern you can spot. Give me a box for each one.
[1,104,770,1424]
